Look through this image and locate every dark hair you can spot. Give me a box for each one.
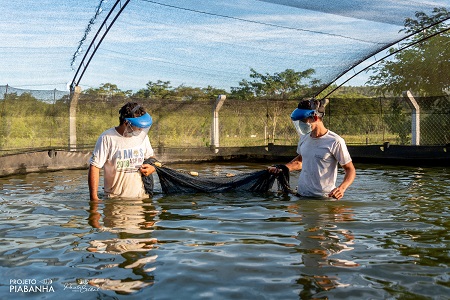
[297,98,329,118]
[119,102,146,125]
[298,99,313,110]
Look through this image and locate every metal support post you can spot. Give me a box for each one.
[403,90,420,145]
[210,95,226,153]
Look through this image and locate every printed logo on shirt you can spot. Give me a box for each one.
[116,148,145,172]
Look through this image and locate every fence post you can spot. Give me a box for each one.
[69,86,82,151]
[403,90,420,145]
[210,95,226,153]
[2,84,8,116]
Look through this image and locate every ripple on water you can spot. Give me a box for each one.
[0,165,449,299]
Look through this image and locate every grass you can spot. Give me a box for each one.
[0,98,420,153]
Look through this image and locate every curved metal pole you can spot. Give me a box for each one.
[315,18,450,99]
[68,0,131,150]
[70,0,131,91]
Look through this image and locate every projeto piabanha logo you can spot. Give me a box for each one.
[9,278,55,293]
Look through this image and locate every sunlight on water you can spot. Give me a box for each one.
[0,163,449,299]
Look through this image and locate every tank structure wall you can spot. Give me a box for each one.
[0,145,449,177]
[0,150,91,177]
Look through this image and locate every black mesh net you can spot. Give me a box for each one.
[142,159,292,195]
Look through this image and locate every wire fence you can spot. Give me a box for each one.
[0,85,449,155]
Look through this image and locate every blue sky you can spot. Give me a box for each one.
[1,0,448,92]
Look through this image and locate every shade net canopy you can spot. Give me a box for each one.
[1,0,449,93]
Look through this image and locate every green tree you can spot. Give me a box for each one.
[172,85,205,101]
[230,79,255,100]
[84,83,131,99]
[134,80,173,99]
[201,85,228,101]
[385,98,411,145]
[231,68,319,100]
[169,85,227,101]
[367,7,450,97]
[367,8,450,145]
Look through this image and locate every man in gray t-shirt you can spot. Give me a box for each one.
[269,99,355,200]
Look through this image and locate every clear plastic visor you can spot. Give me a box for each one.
[292,120,302,137]
[122,125,150,143]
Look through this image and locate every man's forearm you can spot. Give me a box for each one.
[285,155,302,171]
[88,165,100,201]
[339,162,356,191]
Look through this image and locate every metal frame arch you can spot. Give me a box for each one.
[70,0,132,92]
[315,17,450,99]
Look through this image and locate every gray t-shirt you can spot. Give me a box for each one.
[296,130,352,197]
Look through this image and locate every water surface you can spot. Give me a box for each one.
[0,163,449,299]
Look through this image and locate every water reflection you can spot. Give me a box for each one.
[87,199,159,294]
[0,165,449,299]
[288,201,358,296]
[379,167,450,269]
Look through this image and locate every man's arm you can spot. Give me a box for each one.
[285,154,303,171]
[88,165,101,201]
[328,161,356,200]
[268,154,302,173]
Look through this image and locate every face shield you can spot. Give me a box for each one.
[291,108,314,136]
[124,112,153,141]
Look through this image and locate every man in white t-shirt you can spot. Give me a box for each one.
[88,102,156,201]
[269,99,355,200]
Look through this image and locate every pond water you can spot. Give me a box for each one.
[0,162,449,299]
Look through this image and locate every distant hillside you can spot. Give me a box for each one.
[332,85,376,97]
[332,85,397,98]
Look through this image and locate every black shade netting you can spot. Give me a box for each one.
[142,158,292,195]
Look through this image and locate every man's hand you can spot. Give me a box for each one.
[328,186,345,200]
[90,195,100,201]
[268,166,282,174]
[139,164,155,176]
[329,162,355,200]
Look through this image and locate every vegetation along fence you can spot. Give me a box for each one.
[0,85,449,156]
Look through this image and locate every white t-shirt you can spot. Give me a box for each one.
[296,130,352,197]
[90,127,154,199]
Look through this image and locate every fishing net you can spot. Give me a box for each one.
[142,158,292,195]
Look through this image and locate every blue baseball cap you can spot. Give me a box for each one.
[125,112,153,128]
[291,108,315,121]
